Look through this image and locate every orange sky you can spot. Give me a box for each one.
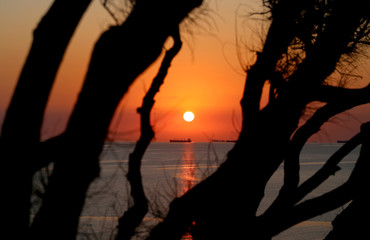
[1,0,370,142]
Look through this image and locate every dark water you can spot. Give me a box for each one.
[34,142,359,239]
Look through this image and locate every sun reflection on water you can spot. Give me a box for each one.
[178,143,197,240]
[177,143,197,196]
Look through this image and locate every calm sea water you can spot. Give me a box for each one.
[38,142,359,239]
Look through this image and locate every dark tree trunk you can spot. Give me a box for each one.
[0,0,91,237]
[146,1,311,239]
[1,0,92,142]
[1,0,369,239]
[146,0,370,239]
[29,1,202,239]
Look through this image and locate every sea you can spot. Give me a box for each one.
[32,142,359,240]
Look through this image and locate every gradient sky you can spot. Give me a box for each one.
[1,0,370,142]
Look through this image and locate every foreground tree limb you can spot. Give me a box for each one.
[146,1,370,239]
[146,2,316,239]
[324,122,370,239]
[264,132,361,218]
[115,26,182,240]
[241,0,308,135]
[2,0,367,239]
[281,84,370,198]
[1,0,92,143]
[0,0,92,237]
[29,1,202,239]
[263,122,370,236]
[264,83,370,228]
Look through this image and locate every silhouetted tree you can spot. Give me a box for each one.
[0,0,201,239]
[146,0,370,239]
[0,0,92,238]
[1,0,370,240]
[115,27,183,240]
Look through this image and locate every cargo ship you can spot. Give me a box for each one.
[170,138,192,143]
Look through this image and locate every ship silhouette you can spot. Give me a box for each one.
[169,138,192,143]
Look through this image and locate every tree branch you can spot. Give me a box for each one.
[263,122,370,237]
[293,134,361,203]
[0,1,92,237]
[29,1,201,238]
[280,84,370,197]
[263,128,361,219]
[262,84,370,218]
[1,0,92,143]
[240,0,308,137]
[313,84,370,103]
[115,26,182,240]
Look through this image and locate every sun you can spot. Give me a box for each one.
[183,111,195,122]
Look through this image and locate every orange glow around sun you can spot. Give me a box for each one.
[5,1,368,143]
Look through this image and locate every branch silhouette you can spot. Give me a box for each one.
[1,0,369,239]
[115,26,182,240]
[281,84,370,198]
[262,122,370,236]
[0,1,92,237]
[29,1,201,239]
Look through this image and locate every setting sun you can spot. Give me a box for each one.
[183,111,195,122]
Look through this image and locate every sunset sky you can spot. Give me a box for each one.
[1,0,370,142]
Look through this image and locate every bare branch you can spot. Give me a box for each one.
[29,1,201,237]
[282,84,370,193]
[115,26,182,240]
[240,0,309,136]
[263,122,370,236]
[0,1,92,236]
[263,84,370,221]
[313,84,370,103]
[294,134,361,203]
[263,129,361,219]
